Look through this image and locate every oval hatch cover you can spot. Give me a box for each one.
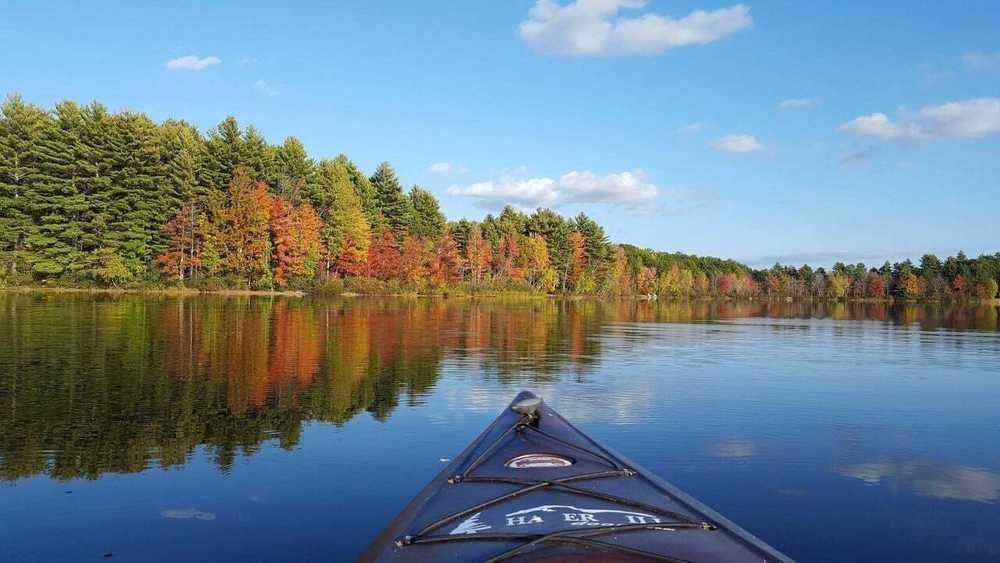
[505,453,574,469]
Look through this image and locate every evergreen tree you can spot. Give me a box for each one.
[274,136,314,201]
[573,212,610,265]
[0,95,48,275]
[369,161,412,236]
[204,116,244,192]
[159,119,208,205]
[407,186,446,239]
[27,100,88,276]
[105,111,170,275]
[527,208,572,289]
[240,126,276,186]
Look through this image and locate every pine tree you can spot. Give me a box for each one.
[105,111,169,275]
[240,126,276,186]
[527,208,572,289]
[204,116,244,192]
[0,95,49,276]
[27,100,88,276]
[407,186,446,239]
[573,213,610,265]
[369,162,412,237]
[274,136,314,200]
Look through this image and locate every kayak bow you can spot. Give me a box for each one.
[362,391,792,562]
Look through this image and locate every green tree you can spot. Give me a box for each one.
[573,212,610,265]
[369,162,412,237]
[0,95,49,275]
[273,136,314,200]
[407,186,446,239]
[527,208,572,289]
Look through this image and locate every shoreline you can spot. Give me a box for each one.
[1,286,997,305]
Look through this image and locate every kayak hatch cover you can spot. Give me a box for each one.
[362,391,793,562]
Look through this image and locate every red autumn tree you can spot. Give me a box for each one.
[429,231,464,287]
[868,275,888,298]
[365,227,402,279]
[157,204,202,281]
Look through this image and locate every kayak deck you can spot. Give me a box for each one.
[363,391,792,562]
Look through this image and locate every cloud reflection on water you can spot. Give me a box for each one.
[838,460,1000,503]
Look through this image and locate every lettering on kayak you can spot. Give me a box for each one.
[506,515,545,526]
[448,512,492,535]
[504,505,662,527]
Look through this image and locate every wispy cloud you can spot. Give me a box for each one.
[254,80,279,97]
[677,122,703,134]
[519,1,752,56]
[429,162,452,173]
[840,146,879,165]
[839,98,1000,141]
[165,55,221,72]
[708,133,764,153]
[962,51,1000,71]
[448,169,658,209]
[778,97,818,110]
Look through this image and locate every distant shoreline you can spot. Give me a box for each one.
[2,286,997,306]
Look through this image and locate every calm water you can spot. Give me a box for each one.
[1,294,999,562]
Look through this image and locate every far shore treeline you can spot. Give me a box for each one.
[1,94,998,301]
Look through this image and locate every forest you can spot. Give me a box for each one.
[1,94,998,301]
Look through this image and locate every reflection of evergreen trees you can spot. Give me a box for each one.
[1,294,996,481]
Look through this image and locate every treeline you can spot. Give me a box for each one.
[1,94,997,300]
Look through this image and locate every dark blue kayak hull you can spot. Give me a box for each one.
[362,391,793,562]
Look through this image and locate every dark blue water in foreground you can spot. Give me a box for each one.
[1,295,999,562]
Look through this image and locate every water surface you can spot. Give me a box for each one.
[1,294,999,562]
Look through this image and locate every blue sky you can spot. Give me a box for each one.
[2,0,998,267]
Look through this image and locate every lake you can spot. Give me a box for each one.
[1,293,999,562]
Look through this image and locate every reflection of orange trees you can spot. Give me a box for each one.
[4,293,998,482]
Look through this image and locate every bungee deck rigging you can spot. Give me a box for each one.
[362,392,792,562]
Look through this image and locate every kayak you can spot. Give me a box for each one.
[362,391,793,562]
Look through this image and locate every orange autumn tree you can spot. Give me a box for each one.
[270,197,325,287]
[215,170,273,287]
[464,224,492,286]
[399,235,428,283]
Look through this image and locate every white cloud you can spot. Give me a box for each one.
[778,97,818,110]
[448,169,658,209]
[519,0,752,56]
[839,98,1000,141]
[429,162,452,173]
[254,80,279,97]
[708,133,764,153]
[962,51,1000,71]
[920,98,1000,139]
[837,112,910,141]
[165,55,221,71]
